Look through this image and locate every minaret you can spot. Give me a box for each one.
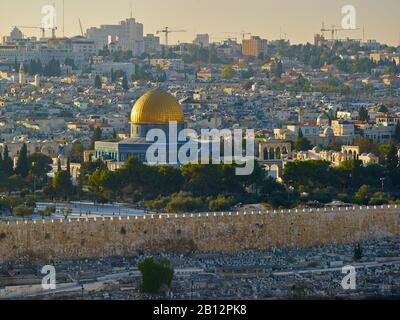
[34,74,41,88]
[19,63,26,85]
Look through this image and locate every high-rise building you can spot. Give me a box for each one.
[242,36,268,57]
[144,34,161,53]
[10,27,23,41]
[86,18,144,56]
[193,34,210,47]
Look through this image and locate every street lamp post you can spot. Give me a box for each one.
[380,177,385,193]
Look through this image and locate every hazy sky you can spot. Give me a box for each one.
[1,0,399,46]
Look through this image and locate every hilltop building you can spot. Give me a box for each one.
[193,34,210,47]
[144,34,161,53]
[242,36,268,57]
[86,18,144,56]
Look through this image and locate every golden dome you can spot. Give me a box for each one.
[130,88,184,124]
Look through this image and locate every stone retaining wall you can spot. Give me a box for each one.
[0,206,399,262]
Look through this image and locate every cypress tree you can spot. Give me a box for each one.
[67,157,71,177]
[394,121,400,143]
[122,75,129,90]
[57,158,62,172]
[2,145,14,176]
[15,143,29,178]
[91,127,102,149]
[94,75,102,89]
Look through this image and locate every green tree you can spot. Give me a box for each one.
[354,137,380,155]
[94,75,102,89]
[394,122,400,143]
[138,258,174,295]
[354,185,375,205]
[15,144,30,178]
[88,168,120,201]
[273,60,283,78]
[121,75,129,90]
[13,205,34,218]
[91,127,103,149]
[52,170,74,200]
[283,161,335,190]
[64,58,75,69]
[378,105,389,114]
[43,58,61,76]
[208,195,234,211]
[57,158,62,172]
[70,142,84,163]
[2,146,14,177]
[358,107,369,121]
[294,136,312,151]
[354,243,363,261]
[78,160,108,191]
[382,144,400,187]
[221,65,235,79]
[166,192,205,213]
[28,153,52,186]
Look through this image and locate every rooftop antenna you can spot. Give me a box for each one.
[130,2,133,19]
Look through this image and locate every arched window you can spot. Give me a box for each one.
[263,148,269,160]
[276,147,281,160]
[269,148,275,160]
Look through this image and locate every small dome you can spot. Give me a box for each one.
[323,127,334,137]
[131,88,184,124]
[317,113,330,126]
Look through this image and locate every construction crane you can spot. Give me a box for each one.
[210,36,238,43]
[79,19,84,37]
[320,23,360,41]
[156,27,186,46]
[222,31,251,41]
[16,25,57,39]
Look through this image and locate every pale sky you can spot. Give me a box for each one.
[1,0,399,46]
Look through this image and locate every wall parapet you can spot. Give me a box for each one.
[1,204,398,226]
[0,206,399,262]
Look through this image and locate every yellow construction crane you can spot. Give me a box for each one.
[156,27,186,46]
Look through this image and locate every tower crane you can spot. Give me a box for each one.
[320,23,360,41]
[210,36,238,43]
[79,19,85,37]
[156,27,187,46]
[222,31,251,41]
[15,25,57,39]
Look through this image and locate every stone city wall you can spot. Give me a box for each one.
[0,206,399,262]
